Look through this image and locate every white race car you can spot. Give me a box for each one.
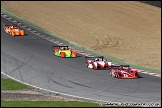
[85,56,112,70]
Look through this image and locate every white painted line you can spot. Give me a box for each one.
[1,71,111,103]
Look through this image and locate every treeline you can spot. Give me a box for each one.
[139,1,161,8]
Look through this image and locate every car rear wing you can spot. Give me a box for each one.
[111,65,130,67]
[120,65,130,67]
[111,65,130,69]
[52,45,69,49]
[110,65,120,69]
[3,24,16,27]
[3,24,10,27]
[85,56,104,60]
[3,24,19,28]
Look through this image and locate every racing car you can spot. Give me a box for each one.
[85,56,112,70]
[3,24,25,36]
[52,46,77,58]
[110,65,138,78]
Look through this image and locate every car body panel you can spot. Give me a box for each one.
[110,65,138,78]
[3,24,25,36]
[52,46,77,58]
[85,56,112,70]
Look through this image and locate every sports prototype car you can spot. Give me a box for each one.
[52,46,77,58]
[85,56,112,70]
[110,65,138,78]
[3,24,25,36]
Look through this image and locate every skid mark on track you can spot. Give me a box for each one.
[129,80,141,93]
[102,78,142,99]
[15,56,24,82]
[90,78,119,90]
[104,80,122,92]
[38,66,73,89]
[1,52,7,72]
[50,80,72,88]
[1,51,34,75]
[68,80,91,88]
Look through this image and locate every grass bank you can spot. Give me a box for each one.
[1,101,101,107]
[1,78,33,90]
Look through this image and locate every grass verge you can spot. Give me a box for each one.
[1,101,101,107]
[1,100,140,107]
[1,78,33,90]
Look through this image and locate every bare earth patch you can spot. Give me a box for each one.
[1,90,68,101]
[1,89,97,102]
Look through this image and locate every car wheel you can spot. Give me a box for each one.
[4,28,6,31]
[60,52,65,58]
[11,31,15,36]
[86,64,87,67]
[93,64,96,70]
[116,74,119,78]
[112,72,115,77]
[86,63,88,67]
[114,73,117,78]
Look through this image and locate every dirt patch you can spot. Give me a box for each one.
[1,90,68,101]
[1,1,160,70]
[1,90,97,102]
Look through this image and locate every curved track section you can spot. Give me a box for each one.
[1,17,161,103]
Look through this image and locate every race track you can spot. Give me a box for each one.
[1,17,161,103]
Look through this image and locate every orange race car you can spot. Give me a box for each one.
[3,24,25,36]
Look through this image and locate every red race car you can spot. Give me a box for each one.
[85,56,112,70]
[110,65,138,78]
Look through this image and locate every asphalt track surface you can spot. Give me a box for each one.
[1,17,161,103]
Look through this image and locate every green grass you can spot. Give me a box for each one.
[1,78,33,90]
[1,101,101,107]
[1,101,141,107]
